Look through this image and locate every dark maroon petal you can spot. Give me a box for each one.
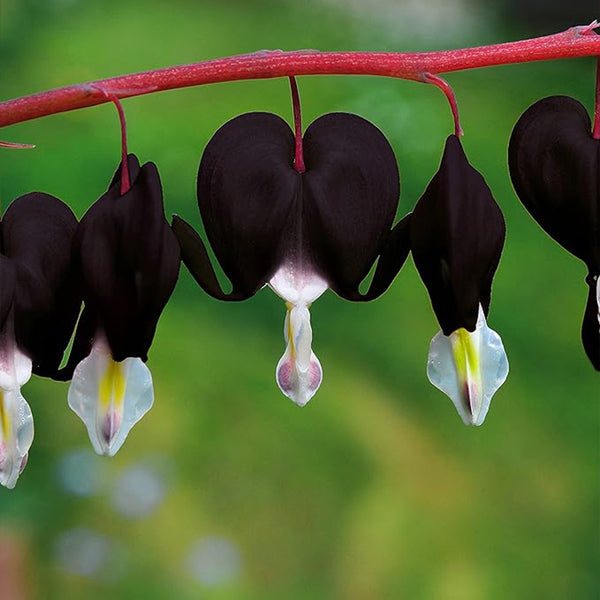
[340,213,411,301]
[1,192,80,377]
[509,96,600,272]
[582,274,600,371]
[410,135,505,334]
[302,113,399,296]
[0,257,16,331]
[108,154,141,193]
[171,216,250,301]
[197,112,299,297]
[76,158,180,362]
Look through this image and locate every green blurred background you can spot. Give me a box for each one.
[0,0,598,598]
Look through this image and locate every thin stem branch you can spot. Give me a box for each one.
[92,86,130,194]
[0,141,35,149]
[288,76,305,173]
[0,24,599,128]
[423,73,463,137]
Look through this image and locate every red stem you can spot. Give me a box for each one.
[0,25,599,128]
[92,86,130,194]
[0,141,35,149]
[423,73,463,137]
[289,76,305,173]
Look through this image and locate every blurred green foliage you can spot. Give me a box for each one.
[0,1,598,598]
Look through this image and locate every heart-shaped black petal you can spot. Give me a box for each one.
[582,274,600,371]
[302,112,400,299]
[66,155,180,367]
[1,193,80,377]
[509,95,600,272]
[175,112,404,302]
[195,112,298,299]
[410,135,506,335]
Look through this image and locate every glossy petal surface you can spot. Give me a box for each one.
[509,96,600,272]
[73,156,180,364]
[302,113,399,297]
[270,264,327,406]
[179,112,404,302]
[197,113,298,297]
[68,337,154,456]
[0,257,16,332]
[410,135,505,334]
[275,304,323,407]
[427,305,508,426]
[1,192,80,377]
[0,387,33,489]
[0,337,33,489]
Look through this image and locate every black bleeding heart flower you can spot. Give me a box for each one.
[410,135,508,426]
[61,155,181,456]
[0,193,79,487]
[173,112,410,406]
[509,95,600,370]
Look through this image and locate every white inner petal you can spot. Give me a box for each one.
[276,303,322,407]
[0,335,33,489]
[427,305,509,426]
[0,339,32,390]
[269,263,328,304]
[270,262,326,406]
[68,337,154,457]
[0,387,34,489]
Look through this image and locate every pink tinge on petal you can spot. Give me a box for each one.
[18,453,28,475]
[462,381,480,421]
[100,410,123,448]
[276,351,322,407]
[277,360,293,395]
[309,359,322,390]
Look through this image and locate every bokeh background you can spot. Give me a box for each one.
[0,0,598,598]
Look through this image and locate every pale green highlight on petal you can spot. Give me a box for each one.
[68,338,154,456]
[427,305,508,426]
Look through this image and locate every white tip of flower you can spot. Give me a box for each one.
[68,339,154,457]
[276,303,322,407]
[269,264,328,305]
[0,343,32,391]
[0,387,34,489]
[427,305,508,426]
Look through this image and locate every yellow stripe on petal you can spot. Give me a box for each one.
[450,327,483,420]
[99,359,126,410]
[68,338,154,457]
[0,390,8,442]
[427,305,509,426]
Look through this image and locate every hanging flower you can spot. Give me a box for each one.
[509,95,600,370]
[410,135,508,426]
[60,155,181,456]
[0,192,79,487]
[173,111,410,406]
